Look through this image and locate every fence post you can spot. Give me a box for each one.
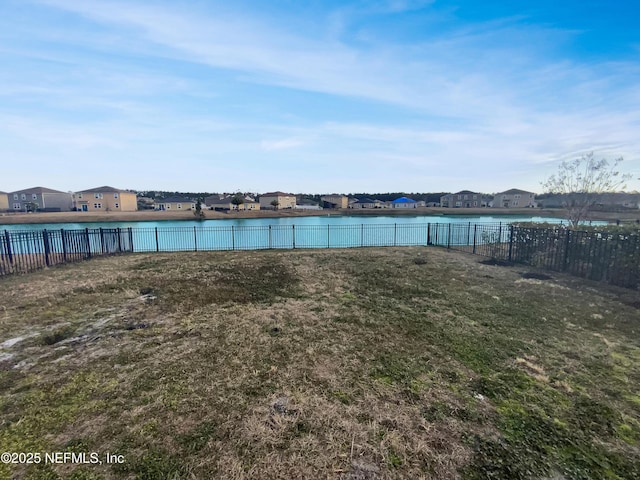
[292,224,296,249]
[473,224,477,254]
[4,230,13,264]
[563,229,571,271]
[467,222,471,245]
[128,227,133,252]
[43,229,50,266]
[194,226,198,252]
[155,227,159,252]
[447,223,451,249]
[427,223,431,246]
[85,228,91,258]
[117,228,122,252]
[394,223,397,247]
[269,225,272,249]
[508,225,514,262]
[327,224,330,248]
[232,225,235,250]
[99,227,105,253]
[61,229,67,261]
[361,224,364,247]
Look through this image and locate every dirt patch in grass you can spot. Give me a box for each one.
[1,248,639,479]
[521,272,553,281]
[479,258,512,267]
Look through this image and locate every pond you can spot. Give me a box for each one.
[0,214,575,232]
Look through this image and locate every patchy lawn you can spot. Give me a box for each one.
[0,247,639,479]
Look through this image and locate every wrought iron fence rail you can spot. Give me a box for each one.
[1,223,638,288]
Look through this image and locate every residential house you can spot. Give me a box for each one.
[349,197,378,209]
[440,191,482,208]
[295,198,322,210]
[259,192,296,210]
[10,187,73,212]
[205,195,260,211]
[537,192,640,210]
[321,195,349,209]
[0,191,9,212]
[492,189,536,208]
[596,192,640,209]
[391,197,418,208]
[74,186,137,212]
[156,197,196,211]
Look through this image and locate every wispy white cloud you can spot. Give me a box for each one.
[260,138,305,151]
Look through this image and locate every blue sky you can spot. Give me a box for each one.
[1,0,639,194]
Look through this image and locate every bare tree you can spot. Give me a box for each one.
[542,152,632,226]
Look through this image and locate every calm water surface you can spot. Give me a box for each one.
[0,214,574,232]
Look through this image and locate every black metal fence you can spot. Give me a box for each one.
[0,228,133,276]
[442,223,640,289]
[1,223,638,288]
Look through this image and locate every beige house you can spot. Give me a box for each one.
[10,187,73,212]
[0,191,9,212]
[205,195,260,211]
[349,197,378,209]
[492,189,536,208]
[440,191,482,208]
[259,192,296,210]
[321,195,348,209]
[74,186,138,212]
[156,197,196,211]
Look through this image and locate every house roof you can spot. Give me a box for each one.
[498,188,535,195]
[261,191,293,196]
[353,197,376,203]
[392,196,417,203]
[159,197,195,203]
[76,186,131,194]
[10,186,68,194]
[454,190,478,195]
[205,197,232,205]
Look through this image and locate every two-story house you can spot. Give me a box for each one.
[440,191,482,208]
[492,189,537,208]
[259,192,296,210]
[74,186,138,212]
[0,191,9,212]
[9,187,73,212]
[320,195,349,209]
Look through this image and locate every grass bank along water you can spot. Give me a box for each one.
[1,248,639,479]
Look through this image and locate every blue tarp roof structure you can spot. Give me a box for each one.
[392,197,417,203]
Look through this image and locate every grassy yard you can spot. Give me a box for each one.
[0,247,639,479]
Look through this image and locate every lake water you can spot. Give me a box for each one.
[0,214,574,232]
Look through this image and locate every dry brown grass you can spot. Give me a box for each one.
[0,247,639,479]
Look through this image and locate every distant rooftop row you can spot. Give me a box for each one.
[1,186,638,213]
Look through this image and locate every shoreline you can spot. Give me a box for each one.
[0,207,637,225]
